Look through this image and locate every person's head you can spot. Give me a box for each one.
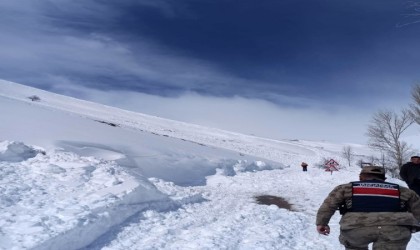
[411,156,420,164]
[359,166,386,181]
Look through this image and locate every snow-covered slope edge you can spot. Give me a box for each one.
[0,141,173,250]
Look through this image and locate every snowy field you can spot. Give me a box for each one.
[1,80,420,250]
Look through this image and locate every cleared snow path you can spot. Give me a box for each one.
[85,165,352,249]
[84,163,420,250]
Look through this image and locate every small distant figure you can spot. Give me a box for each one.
[28,95,41,102]
[301,162,308,172]
[400,155,420,196]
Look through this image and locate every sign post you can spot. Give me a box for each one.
[324,159,339,175]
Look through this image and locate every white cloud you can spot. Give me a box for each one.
[60,86,372,144]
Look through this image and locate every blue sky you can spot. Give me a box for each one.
[1,0,420,143]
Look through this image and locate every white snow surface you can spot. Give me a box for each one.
[1,79,420,250]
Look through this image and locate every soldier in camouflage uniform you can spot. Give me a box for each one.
[316,166,420,250]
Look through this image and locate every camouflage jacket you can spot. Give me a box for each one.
[316,182,420,230]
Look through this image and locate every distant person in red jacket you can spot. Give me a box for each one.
[301,162,308,172]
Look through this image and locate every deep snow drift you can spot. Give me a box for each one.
[1,80,420,250]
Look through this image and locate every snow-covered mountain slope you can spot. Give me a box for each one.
[1,80,419,250]
[0,80,369,167]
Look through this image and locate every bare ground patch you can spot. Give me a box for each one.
[254,195,294,211]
